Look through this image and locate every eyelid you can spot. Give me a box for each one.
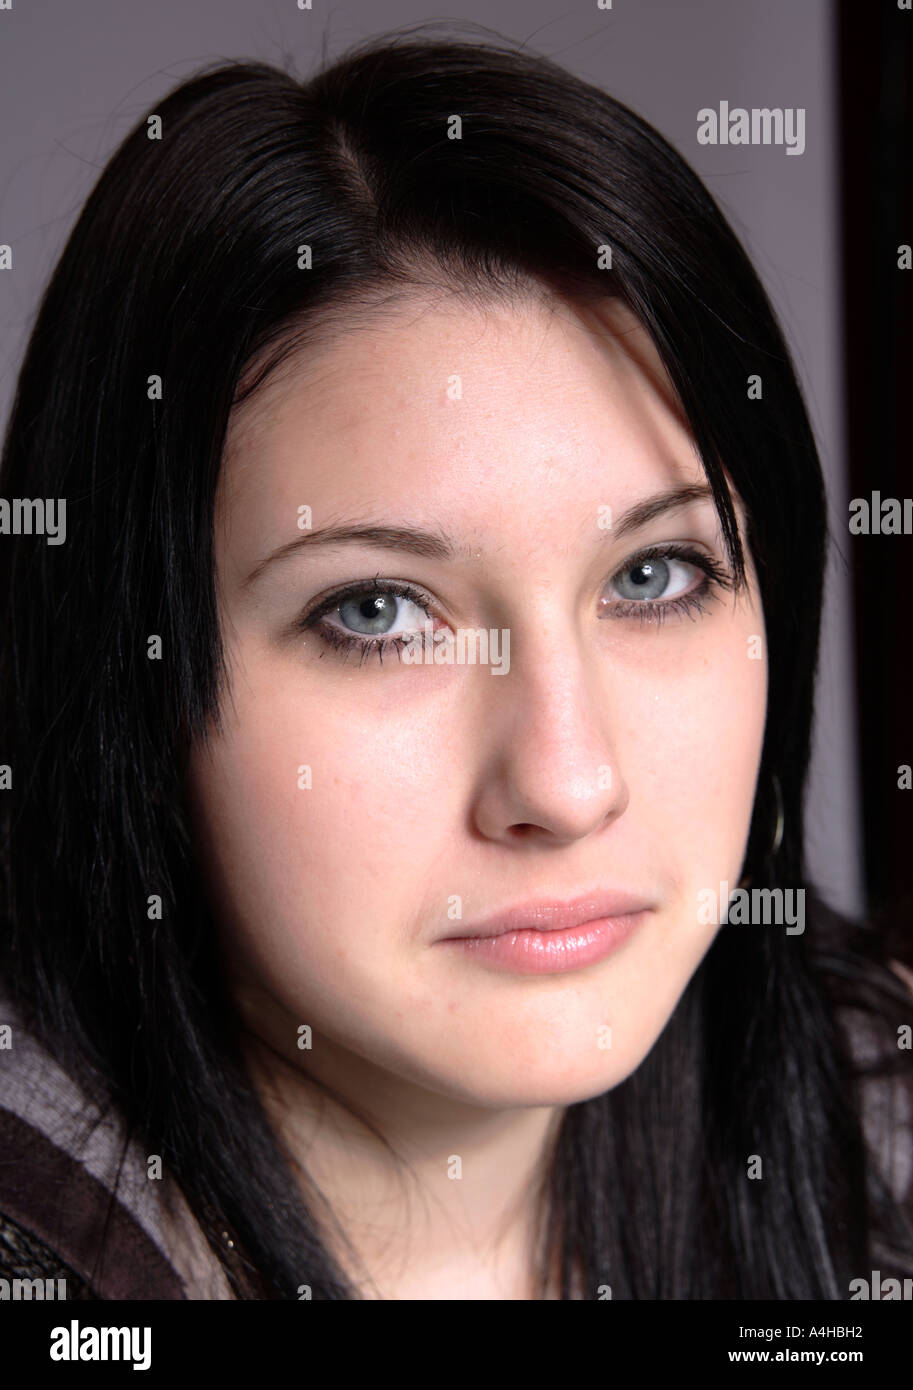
[301,543,731,615]
[611,539,730,577]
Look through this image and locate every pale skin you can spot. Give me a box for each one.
[186,289,768,1299]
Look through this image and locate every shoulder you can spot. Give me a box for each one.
[0,973,235,1300]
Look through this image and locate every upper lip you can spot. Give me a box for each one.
[445,889,654,940]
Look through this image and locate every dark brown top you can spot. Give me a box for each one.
[0,977,234,1299]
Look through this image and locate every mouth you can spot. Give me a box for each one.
[438,889,653,975]
[441,888,655,940]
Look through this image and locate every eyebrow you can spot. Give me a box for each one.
[242,483,717,588]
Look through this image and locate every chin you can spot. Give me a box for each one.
[426,1049,654,1110]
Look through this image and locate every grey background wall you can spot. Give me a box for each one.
[0,0,862,915]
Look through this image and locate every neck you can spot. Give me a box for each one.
[238,1019,564,1300]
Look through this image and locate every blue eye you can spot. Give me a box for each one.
[297,544,734,664]
[335,588,429,638]
[297,577,438,665]
[601,544,733,626]
[612,555,693,602]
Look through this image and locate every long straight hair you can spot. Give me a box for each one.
[1,29,911,1298]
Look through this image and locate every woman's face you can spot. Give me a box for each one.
[187,292,767,1110]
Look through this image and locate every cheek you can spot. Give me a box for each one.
[186,651,456,960]
[579,621,766,1072]
[608,610,767,897]
[695,624,767,836]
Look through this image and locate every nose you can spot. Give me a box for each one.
[469,623,628,846]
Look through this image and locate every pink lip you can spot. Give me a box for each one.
[438,890,652,975]
[446,889,653,939]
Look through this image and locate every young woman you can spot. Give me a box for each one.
[1,31,911,1301]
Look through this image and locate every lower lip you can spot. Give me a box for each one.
[441,912,648,975]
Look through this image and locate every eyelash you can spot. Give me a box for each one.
[295,543,734,666]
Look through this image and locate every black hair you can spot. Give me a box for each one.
[1,26,911,1298]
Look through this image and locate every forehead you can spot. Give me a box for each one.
[216,291,707,562]
[226,290,688,445]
